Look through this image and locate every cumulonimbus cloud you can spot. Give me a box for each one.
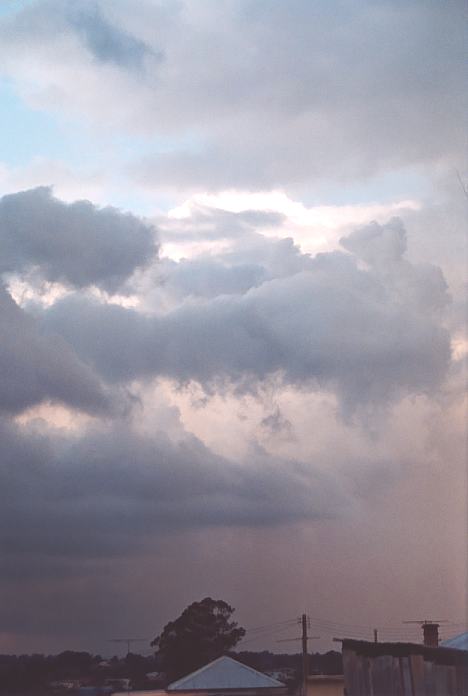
[40,219,451,413]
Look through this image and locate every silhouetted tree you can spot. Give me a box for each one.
[151,597,245,680]
[55,651,97,678]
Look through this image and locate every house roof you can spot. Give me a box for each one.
[441,632,468,651]
[167,656,285,691]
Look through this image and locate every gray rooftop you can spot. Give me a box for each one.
[441,631,468,651]
[167,656,285,691]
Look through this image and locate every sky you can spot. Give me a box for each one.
[0,0,466,656]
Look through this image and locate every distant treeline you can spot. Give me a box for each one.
[0,652,158,693]
[0,649,342,693]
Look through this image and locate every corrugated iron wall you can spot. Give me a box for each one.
[342,644,468,696]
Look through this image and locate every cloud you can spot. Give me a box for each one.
[0,187,158,291]
[40,219,451,413]
[341,216,408,268]
[148,232,309,304]
[0,379,465,652]
[0,284,111,416]
[0,0,464,657]
[160,205,286,243]
[0,0,464,189]
[260,406,293,438]
[129,0,466,190]
[0,416,345,566]
[0,199,462,653]
[67,1,158,71]
[0,0,172,132]
[0,158,108,206]
[341,217,450,313]
[155,256,267,302]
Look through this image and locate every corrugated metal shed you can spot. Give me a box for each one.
[341,639,468,696]
[167,656,285,691]
[443,633,468,651]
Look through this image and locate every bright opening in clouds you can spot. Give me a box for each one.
[0,0,465,656]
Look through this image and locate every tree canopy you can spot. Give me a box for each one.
[151,597,245,680]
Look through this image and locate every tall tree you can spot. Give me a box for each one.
[151,597,245,680]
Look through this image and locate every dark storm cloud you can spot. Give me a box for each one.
[0,187,157,292]
[0,284,111,415]
[0,409,344,646]
[41,219,451,412]
[0,417,343,565]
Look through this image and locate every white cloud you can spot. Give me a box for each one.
[167,190,421,257]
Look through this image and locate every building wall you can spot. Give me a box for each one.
[306,675,344,696]
[342,641,468,696]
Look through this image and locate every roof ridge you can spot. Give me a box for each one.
[167,655,284,690]
[221,656,284,685]
[167,657,225,689]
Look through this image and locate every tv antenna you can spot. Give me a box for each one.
[403,619,448,647]
[108,637,148,656]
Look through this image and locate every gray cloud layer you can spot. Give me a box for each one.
[0,417,344,566]
[0,1,464,190]
[0,187,157,291]
[1,189,453,614]
[41,219,451,413]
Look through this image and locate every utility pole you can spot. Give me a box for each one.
[301,614,308,696]
[373,628,378,643]
[277,615,319,696]
[108,638,147,696]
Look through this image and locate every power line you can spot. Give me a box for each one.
[308,613,465,631]
[239,622,301,645]
[240,613,467,646]
[306,615,464,635]
[244,618,298,634]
